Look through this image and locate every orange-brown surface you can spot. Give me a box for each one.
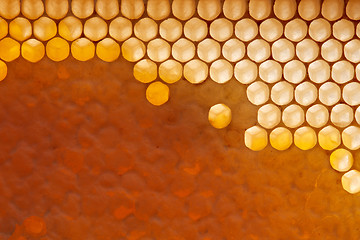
[1,57,360,240]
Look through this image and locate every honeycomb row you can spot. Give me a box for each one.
[244,125,360,151]
[2,0,360,23]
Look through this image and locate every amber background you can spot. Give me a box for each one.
[0,57,359,239]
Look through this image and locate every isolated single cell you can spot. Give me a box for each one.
[208,103,232,129]
[146,81,170,106]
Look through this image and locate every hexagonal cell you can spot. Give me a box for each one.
[332,60,354,84]
[330,148,353,172]
[184,17,208,42]
[273,0,296,20]
[183,59,208,84]
[246,81,269,106]
[282,104,305,128]
[306,104,329,128]
[84,17,108,41]
[222,39,245,62]
[71,38,95,62]
[259,18,283,42]
[234,60,257,84]
[210,60,233,84]
[283,60,306,84]
[355,106,360,124]
[356,64,360,81]
[294,82,317,106]
[172,38,195,63]
[158,60,182,84]
[308,18,331,42]
[344,39,360,63]
[159,18,182,42]
[96,38,120,62]
[147,0,170,20]
[296,39,319,63]
[197,38,221,63]
[284,18,307,42]
[259,60,282,83]
[210,18,233,42]
[270,81,294,106]
[272,38,295,63]
[33,17,57,41]
[321,39,343,62]
[319,82,341,106]
[333,19,355,42]
[294,126,317,150]
[121,37,146,62]
[58,16,83,41]
[343,82,360,106]
[134,18,157,42]
[298,0,320,21]
[269,127,293,151]
[308,60,330,84]
[346,0,360,20]
[21,39,45,63]
[331,104,354,128]
[342,170,360,194]
[247,39,270,63]
[249,0,271,20]
[9,17,32,41]
[318,126,341,150]
[133,59,157,83]
[146,81,169,106]
[109,17,132,42]
[321,0,344,21]
[257,104,281,129]
[172,0,195,21]
[235,18,258,42]
[208,103,232,129]
[46,37,69,62]
[244,126,268,151]
[197,0,221,21]
[342,126,360,150]
[147,38,171,62]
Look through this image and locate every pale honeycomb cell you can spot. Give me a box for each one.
[257,103,281,129]
[21,39,45,63]
[322,0,343,21]
[45,0,68,19]
[21,0,44,20]
[9,17,32,41]
[71,0,94,19]
[357,23,360,38]
[270,127,293,151]
[134,18,158,42]
[95,0,119,20]
[58,16,83,41]
[210,18,233,42]
[159,60,182,84]
[249,0,271,20]
[210,60,233,84]
[0,18,7,40]
[343,82,360,106]
[223,0,246,21]
[283,60,306,84]
[247,39,270,63]
[306,104,329,128]
[235,19,258,42]
[147,38,171,63]
[321,39,343,62]
[244,126,268,151]
[208,103,232,129]
[146,81,169,106]
[309,18,331,42]
[294,126,317,150]
[333,19,354,42]
[84,17,108,42]
[357,64,360,81]
[342,126,360,150]
[197,0,221,21]
[308,60,330,84]
[147,0,170,21]
[0,0,20,19]
[273,0,296,20]
[296,39,319,63]
[259,18,283,42]
[272,38,295,63]
[346,0,360,20]
[234,60,258,84]
[33,17,57,41]
[319,82,341,106]
[159,18,182,42]
[332,61,354,84]
[284,19,307,42]
[356,106,360,124]
[121,0,144,19]
[246,81,269,106]
[172,38,195,63]
[183,59,208,84]
[184,18,208,42]
[197,39,220,63]
[133,59,157,83]
[96,38,120,62]
[295,82,317,106]
[0,60,6,81]
[344,40,360,63]
[271,81,294,106]
[318,126,341,150]
[331,104,354,128]
[222,39,245,62]
[342,170,360,194]
[121,37,146,62]
[298,0,321,21]
[172,0,195,21]
[330,149,353,172]
[259,60,282,83]
[46,37,69,62]
[71,38,95,62]
[0,37,20,62]
[109,17,132,42]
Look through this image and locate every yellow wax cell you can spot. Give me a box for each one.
[245,126,268,151]
[159,60,182,84]
[58,16,83,41]
[46,37,69,62]
[96,38,120,62]
[294,126,317,150]
[133,59,157,83]
[318,126,341,150]
[0,37,20,62]
[146,81,169,106]
[208,103,232,129]
[270,127,293,151]
[0,17,8,40]
[342,170,360,194]
[330,148,353,172]
[121,37,146,62]
[0,60,7,81]
[21,39,45,63]
[71,38,95,62]
[9,17,32,41]
[33,17,57,41]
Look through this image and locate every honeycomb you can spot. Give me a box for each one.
[1,0,360,239]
